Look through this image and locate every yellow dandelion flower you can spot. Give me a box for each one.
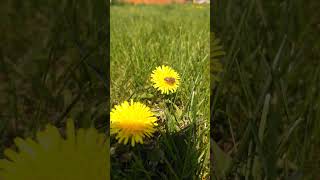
[110,100,158,147]
[0,119,109,180]
[150,65,180,94]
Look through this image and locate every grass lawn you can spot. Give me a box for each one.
[3,0,319,179]
[111,4,210,179]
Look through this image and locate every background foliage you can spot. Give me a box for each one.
[212,0,320,179]
[0,0,108,157]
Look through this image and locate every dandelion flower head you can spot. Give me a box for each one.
[150,65,180,94]
[0,119,109,180]
[110,100,158,147]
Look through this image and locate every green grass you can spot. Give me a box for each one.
[0,0,108,157]
[212,0,320,179]
[111,4,210,179]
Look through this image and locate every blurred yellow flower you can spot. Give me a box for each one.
[151,65,180,94]
[111,100,157,147]
[0,119,109,180]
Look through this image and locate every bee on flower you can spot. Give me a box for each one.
[150,65,180,94]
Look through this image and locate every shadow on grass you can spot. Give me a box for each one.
[111,123,207,179]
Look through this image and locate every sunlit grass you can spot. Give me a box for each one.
[111,4,210,179]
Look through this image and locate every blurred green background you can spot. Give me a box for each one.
[212,0,320,179]
[0,0,108,156]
